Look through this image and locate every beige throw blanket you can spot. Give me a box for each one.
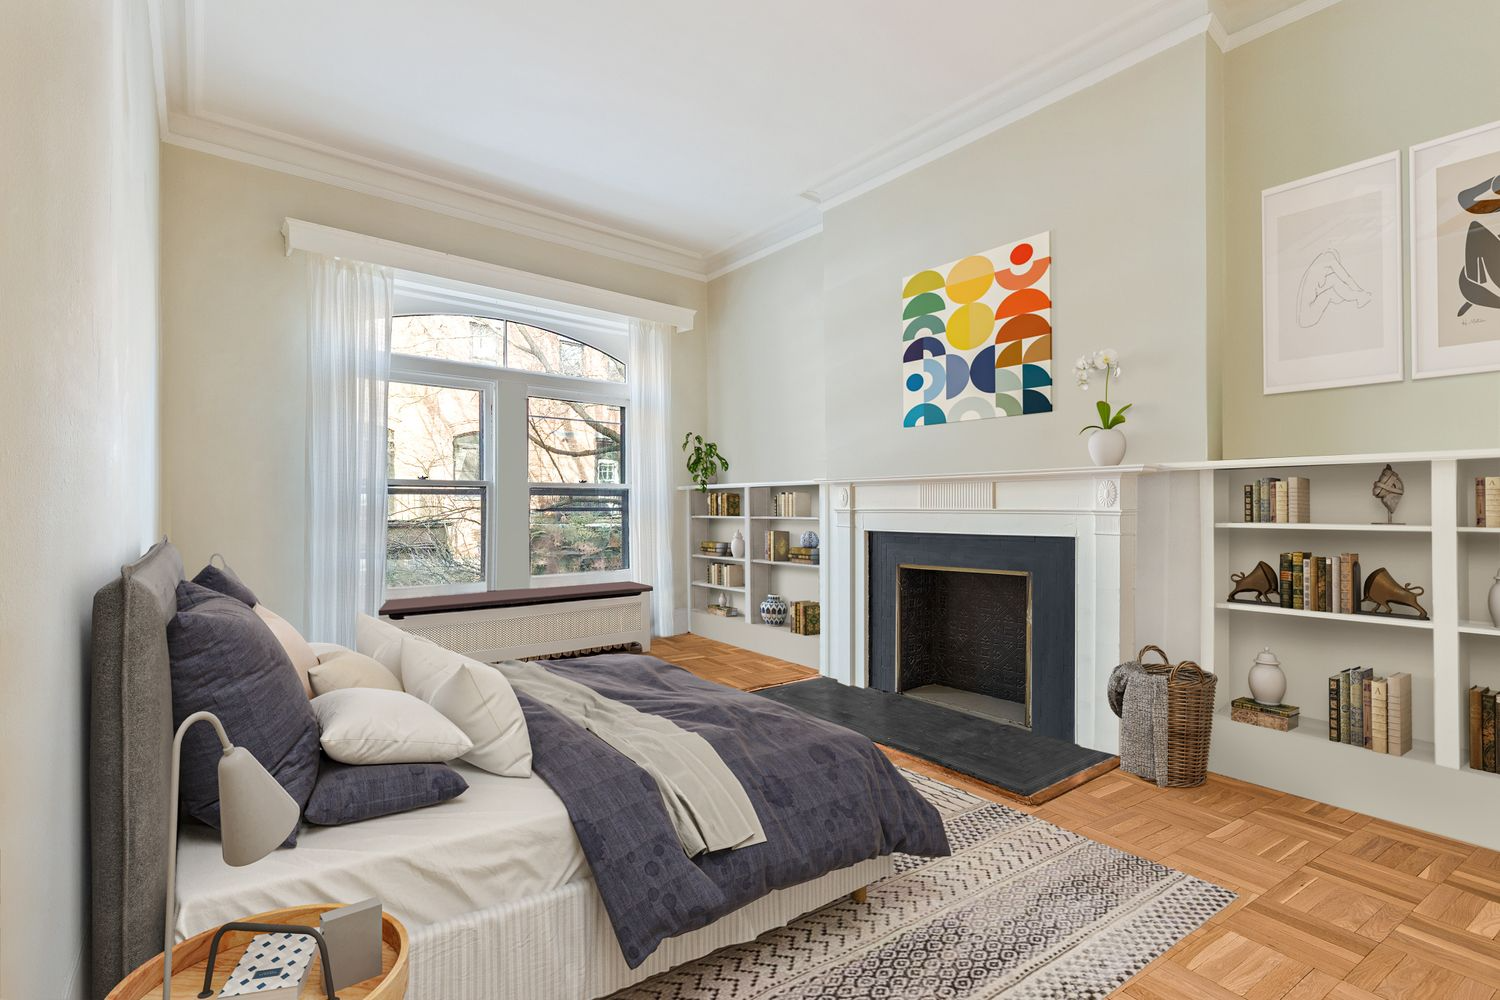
[497,660,767,857]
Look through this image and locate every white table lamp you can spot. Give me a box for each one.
[162,711,300,999]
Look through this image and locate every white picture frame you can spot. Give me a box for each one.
[1261,152,1403,395]
[1410,118,1500,380]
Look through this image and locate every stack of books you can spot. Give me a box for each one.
[1276,551,1361,613]
[1230,697,1300,731]
[763,530,790,561]
[1243,476,1311,523]
[1477,477,1500,527]
[699,540,731,556]
[704,602,740,617]
[1327,668,1410,755]
[706,562,744,587]
[1467,686,1500,771]
[789,601,820,635]
[786,545,819,565]
[706,491,742,516]
[771,491,805,517]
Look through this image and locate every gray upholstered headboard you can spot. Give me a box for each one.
[89,538,184,999]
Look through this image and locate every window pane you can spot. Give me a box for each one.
[388,382,483,481]
[392,315,504,366]
[530,489,626,575]
[386,488,485,587]
[507,322,625,382]
[527,397,623,484]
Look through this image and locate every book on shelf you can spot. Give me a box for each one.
[1371,678,1388,754]
[1485,692,1498,772]
[763,530,790,561]
[1338,669,1353,744]
[699,541,731,556]
[1275,481,1289,523]
[1328,675,1340,741]
[771,491,805,518]
[1361,672,1373,749]
[1478,476,1500,527]
[1243,484,1253,522]
[1285,476,1310,523]
[789,600,820,635]
[1279,553,1293,608]
[1471,686,1489,770]
[1291,551,1305,610]
[707,562,744,587]
[704,602,741,617]
[1230,697,1300,732]
[1387,672,1412,758]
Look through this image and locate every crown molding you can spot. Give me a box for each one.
[157,0,1348,285]
[1214,0,1348,51]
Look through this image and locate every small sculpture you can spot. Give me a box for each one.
[1360,567,1428,619]
[1372,464,1404,524]
[1228,561,1280,604]
[1248,647,1287,706]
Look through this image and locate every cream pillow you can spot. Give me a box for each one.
[308,650,402,697]
[355,614,411,684]
[308,641,347,661]
[254,604,318,698]
[310,688,472,765]
[400,637,532,777]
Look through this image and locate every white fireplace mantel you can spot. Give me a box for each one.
[821,466,1150,755]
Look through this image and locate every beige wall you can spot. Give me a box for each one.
[703,38,1218,479]
[160,146,707,630]
[705,235,826,482]
[0,1,162,997]
[1220,0,1500,457]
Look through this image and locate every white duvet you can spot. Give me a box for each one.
[172,763,587,941]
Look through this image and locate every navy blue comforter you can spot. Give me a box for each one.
[516,653,949,967]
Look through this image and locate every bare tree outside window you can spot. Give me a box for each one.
[385,314,628,591]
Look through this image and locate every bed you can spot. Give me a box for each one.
[89,541,941,1000]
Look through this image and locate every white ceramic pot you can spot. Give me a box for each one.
[730,530,746,559]
[1248,647,1286,706]
[1087,427,1127,467]
[1489,570,1500,628]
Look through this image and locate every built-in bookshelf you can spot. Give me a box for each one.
[1163,450,1500,846]
[679,480,826,669]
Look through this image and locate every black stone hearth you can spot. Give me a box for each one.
[868,531,1075,742]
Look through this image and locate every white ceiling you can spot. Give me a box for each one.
[158,0,1321,277]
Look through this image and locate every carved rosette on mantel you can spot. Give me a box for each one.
[821,467,1146,756]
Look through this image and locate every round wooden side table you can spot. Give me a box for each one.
[106,904,408,1000]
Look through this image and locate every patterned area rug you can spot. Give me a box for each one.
[614,772,1235,1000]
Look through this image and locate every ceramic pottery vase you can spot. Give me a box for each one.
[1489,570,1500,628]
[730,530,746,558]
[1248,647,1286,706]
[1088,427,1127,467]
[800,530,819,549]
[760,593,788,627]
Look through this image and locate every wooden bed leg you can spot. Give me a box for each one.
[850,887,868,904]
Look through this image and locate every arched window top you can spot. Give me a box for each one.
[392,314,625,383]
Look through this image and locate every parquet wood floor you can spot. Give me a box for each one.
[653,632,1500,1000]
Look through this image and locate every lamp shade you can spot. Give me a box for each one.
[216,746,301,866]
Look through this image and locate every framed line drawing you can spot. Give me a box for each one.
[1410,118,1500,379]
[1261,152,1403,394]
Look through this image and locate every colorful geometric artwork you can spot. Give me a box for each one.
[901,233,1052,427]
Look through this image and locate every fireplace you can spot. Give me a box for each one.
[869,531,1075,742]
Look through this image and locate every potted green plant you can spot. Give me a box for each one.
[682,433,730,492]
[1074,348,1131,466]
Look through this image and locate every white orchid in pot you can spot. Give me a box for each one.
[1075,348,1131,467]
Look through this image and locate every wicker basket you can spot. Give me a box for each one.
[1141,655,1217,788]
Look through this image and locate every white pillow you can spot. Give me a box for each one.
[308,642,348,662]
[355,614,411,684]
[308,650,403,697]
[254,604,317,698]
[310,688,472,765]
[400,637,533,777]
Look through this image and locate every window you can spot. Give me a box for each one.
[385,309,629,595]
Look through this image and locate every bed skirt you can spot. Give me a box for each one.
[407,856,893,1000]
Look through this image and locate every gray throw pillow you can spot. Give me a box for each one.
[168,581,319,843]
[303,756,468,825]
[191,560,258,607]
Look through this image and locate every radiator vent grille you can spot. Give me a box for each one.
[400,602,644,660]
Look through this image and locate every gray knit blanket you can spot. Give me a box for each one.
[1108,658,1169,785]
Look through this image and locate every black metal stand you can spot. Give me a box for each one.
[196,921,338,999]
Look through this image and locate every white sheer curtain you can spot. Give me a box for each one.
[627,318,677,637]
[306,255,394,645]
